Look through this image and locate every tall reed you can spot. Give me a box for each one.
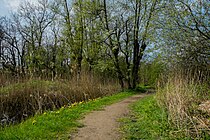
[0,73,120,126]
[156,73,210,139]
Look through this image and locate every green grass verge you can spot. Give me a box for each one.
[121,95,172,140]
[0,91,134,140]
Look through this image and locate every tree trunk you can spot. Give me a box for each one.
[132,39,140,89]
[103,0,125,89]
[132,0,141,89]
[113,52,124,89]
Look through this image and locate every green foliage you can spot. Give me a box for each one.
[121,95,172,140]
[134,84,152,93]
[0,92,134,140]
[139,56,166,86]
[157,0,209,77]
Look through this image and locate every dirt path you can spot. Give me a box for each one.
[71,94,147,140]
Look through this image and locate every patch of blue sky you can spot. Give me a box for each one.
[0,0,39,17]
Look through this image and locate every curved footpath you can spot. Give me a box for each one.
[71,94,147,140]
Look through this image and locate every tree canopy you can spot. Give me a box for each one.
[0,0,209,88]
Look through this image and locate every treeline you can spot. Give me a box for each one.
[0,0,209,88]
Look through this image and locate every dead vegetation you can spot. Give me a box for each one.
[156,73,210,139]
[0,73,120,126]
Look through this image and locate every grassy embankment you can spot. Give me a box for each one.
[0,91,134,140]
[1,78,208,140]
[1,84,171,140]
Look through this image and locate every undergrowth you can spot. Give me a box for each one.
[0,75,120,126]
[156,74,210,139]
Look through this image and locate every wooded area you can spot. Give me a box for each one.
[0,0,208,88]
[0,0,209,139]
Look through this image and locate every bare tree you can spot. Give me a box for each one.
[13,0,56,77]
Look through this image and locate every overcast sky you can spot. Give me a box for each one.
[0,0,38,17]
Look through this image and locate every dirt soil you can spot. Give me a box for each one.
[71,94,147,140]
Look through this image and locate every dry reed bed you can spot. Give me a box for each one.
[156,74,210,139]
[0,76,120,126]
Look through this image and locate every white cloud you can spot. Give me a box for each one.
[3,0,38,11]
[3,0,21,10]
[0,0,40,16]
